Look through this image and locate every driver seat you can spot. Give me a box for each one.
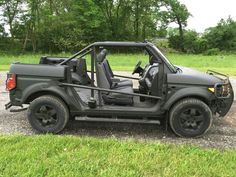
[101,49,133,88]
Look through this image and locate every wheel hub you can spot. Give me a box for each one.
[35,105,58,127]
[180,108,204,130]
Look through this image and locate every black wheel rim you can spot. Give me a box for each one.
[34,105,58,128]
[179,108,204,132]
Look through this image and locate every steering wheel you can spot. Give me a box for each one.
[132,61,142,75]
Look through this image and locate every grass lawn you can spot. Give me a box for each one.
[0,135,236,177]
[1,53,236,176]
[0,53,236,75]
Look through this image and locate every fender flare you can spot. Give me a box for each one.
[20,82,81,111]
[163,87,212,110]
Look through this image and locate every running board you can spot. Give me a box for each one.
[75,117,160,124]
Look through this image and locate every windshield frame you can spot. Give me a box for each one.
[149,44,177,73]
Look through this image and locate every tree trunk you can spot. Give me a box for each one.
[22,29,29,53]
[177,17,184,52]
[49,0,53,15]
[142,23,146,40]
[134,0,140,40]
[9,23,14,39]
[31,28,37,53]
[9,22,15,49]
[32,37,36,53]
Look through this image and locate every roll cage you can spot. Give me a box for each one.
[59,41,172,106]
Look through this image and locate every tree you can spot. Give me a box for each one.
[94,0,133,40]
[132,0,160,40]
[0,0,192,53]
[0,0,24,39]
[160,0,191,51]
[168,28,207,54]
[204,17,236,51]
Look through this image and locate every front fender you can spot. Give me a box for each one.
[163,87,212,110]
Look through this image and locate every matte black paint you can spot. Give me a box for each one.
[168,66,223,86]
[6,41,234,121]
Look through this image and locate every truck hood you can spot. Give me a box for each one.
[167,66,223,86]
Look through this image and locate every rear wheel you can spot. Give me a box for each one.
[27,95,69,133]
[169,98,212,137]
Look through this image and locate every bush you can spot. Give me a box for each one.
[203,48,220,56]
[152,38,178,53]
[168,30,207,54]
[204,17,236,51]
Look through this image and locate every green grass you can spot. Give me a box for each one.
[166,54,236,76]
[0,53,236,75]
[0,65,9,71]
[0,135,236,177]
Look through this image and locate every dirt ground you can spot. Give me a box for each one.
[0,71,236,149]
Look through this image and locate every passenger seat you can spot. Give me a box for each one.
[101,49,133,88]
[96,49,133,105]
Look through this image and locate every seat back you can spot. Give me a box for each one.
[76,59,91,85]
[96,49,111,89]
[103,59,114,78]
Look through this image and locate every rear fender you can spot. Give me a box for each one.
[21,82,81,111]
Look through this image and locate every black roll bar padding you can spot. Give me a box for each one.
[60,83,162,100]
[87,71,139,80]
[90,46,96,97]
[79,49,93,59]
[59,44,93,65]
[59,41,147,66]
[112,74,140,80]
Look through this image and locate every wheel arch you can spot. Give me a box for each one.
[163,87,212,111]
[25,90,66,104]
[167,95,210,111]
[22,86,79,111]
[24,90,71,111]
[21,83,82,114]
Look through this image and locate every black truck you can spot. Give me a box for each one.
[5,41,234,137]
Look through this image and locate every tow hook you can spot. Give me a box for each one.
[5,102,28,112]
[5,102,12,110]
[10,107,28,112]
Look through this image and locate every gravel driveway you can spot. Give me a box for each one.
[1,71,236,149]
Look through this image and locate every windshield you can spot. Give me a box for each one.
[152,45,177,73]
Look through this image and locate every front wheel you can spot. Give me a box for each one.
[169,98,212,138]
[27,95,69,133]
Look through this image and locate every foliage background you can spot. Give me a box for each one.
[0,0,235,54]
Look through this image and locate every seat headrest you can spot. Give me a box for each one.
[97,49,107,63]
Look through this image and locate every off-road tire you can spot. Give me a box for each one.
[169,98,212,138]
[27,95,69,133]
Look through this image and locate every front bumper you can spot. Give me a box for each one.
[215,83,234,117]
[207,70,234,116]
